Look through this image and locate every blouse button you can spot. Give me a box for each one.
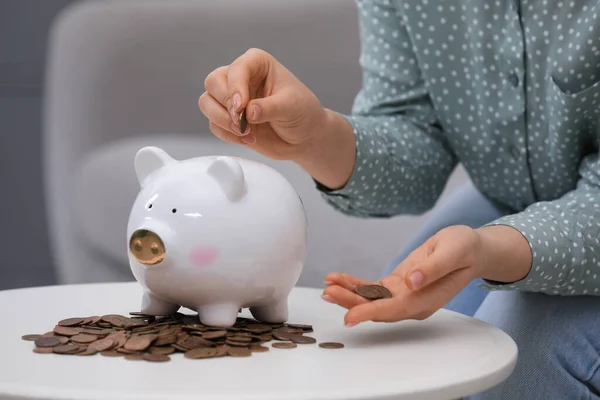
[508,72,520,88]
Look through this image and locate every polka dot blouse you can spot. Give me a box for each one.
[318,0,600,295]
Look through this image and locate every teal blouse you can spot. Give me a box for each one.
[319,0,600,295]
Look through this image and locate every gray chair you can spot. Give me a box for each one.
[43,0,468,288]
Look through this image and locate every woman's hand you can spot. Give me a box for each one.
[199,48,357,190]
[199,48,326,159]
[322,225,532,326]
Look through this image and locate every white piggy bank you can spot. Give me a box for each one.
[126,146,307,327]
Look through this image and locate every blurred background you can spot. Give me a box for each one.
[1,0,77,289]
[0,0,468,292]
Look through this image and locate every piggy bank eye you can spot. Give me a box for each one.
[148,204,153,209]
[172,208,177,214]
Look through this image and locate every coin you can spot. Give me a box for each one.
[101,314,123,323]
[286,324,313,330]
[80,327,112,336]
[171,344,189,352]
[184,347,219,359]
[225,340,251,347]
[179,335,215,349]
[215,346,229,356]
[153,333,177,346]
[143,354,170,362]
[71,334,97,344]
[272,342,297,349]
[249,345,269,352]
[33,347,54,354]
[185,324,208,332]
[58,317,84,327]
[101,350,123,357]
[227,347,251,357]
[34,337,61,347]
[238,109,248,133]
[227,336,252,343]
[88,338,114,352]
[276,326,304,335]
[107,332,128,349]
[318,342,345,349]
[202,330,227,340]
[129,312,152,317]
[354,284,392,300]
[53,326,79,336]
[244,324,272,334]
[272,332,294,341]
[78,348,99,356]
[22,334,42,341]
[53,344,80,354]
[149,346,175,355]
[124,335,153,351]
[290,335,316,344]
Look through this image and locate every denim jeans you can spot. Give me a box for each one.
[382,182,600,399]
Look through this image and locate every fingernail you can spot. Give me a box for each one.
[241,133,256,145]
[324,280,333,286]
[344,322,359,327]
[409,271,424,290]
[232,93,241,111]
[251,105,261,122]
[321,294,335,303]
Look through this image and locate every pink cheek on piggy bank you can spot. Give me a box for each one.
[189,246,219,268]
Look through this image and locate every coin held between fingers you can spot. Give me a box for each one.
[238,109,248,133]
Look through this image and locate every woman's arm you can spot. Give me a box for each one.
[479,150,600,295]
[312,0,458,218]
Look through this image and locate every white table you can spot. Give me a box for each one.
[0,282,517,400]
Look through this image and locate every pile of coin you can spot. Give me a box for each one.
[22,312,344,362]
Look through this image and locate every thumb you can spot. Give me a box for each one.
[227,48,272,115]
[405,240,469,291]
[245,89,296,124]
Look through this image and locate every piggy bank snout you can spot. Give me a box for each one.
[129,229,166,266]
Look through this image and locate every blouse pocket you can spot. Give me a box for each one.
[546,75,600,136]
[545,75,600,192]
[548,75,600,115]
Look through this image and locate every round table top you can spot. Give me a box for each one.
[0,282,517,400]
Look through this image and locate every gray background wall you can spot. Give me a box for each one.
[0,0,77,290]
[0,1,467,291]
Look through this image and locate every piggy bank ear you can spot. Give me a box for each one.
[206,157,246,202]
[134,146,175,186]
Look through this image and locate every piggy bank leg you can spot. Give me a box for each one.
[141,291,180,316]
[197,303,239,327]
[250,298,288,323]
